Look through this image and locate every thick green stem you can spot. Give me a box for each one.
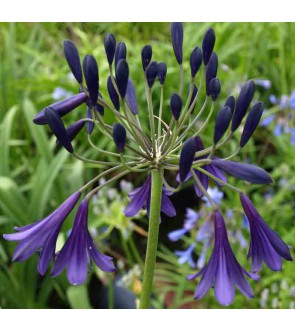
[139,169,163,309]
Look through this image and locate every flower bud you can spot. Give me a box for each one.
[179,137,197,182]
[231,80,255,132]
[146,61,158,88]
[170,93,182,121]
[202,28,215,65]
[189,85,198,114]
[205,52,218,96]
[240,101,264,147]
[115,59,129,98]
[126,79,138,115]
[114,42,127,69]
[190,46,202,78]
[171,22,183,65]
[33,92,87,125]
[83,55,99,107]
[209,77,221,101]
[56,119,85,148]
[107,76,120,110]
[224,95,235,115]
[44,107,73,153]
[141,45,152,71]
[157,62,167,85]
[214,106,232,144]
[86,107,94,134]
[63,40,83,84]
[113,123,126,153]
[104,33,116,65]
[96,92,104,116]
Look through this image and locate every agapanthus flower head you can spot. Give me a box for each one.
[3,192,81,275]
[44,107,73,153]
[33,92,87,125]
[240,101,264,148]
[141,45,153,71]
[157,62,167,85]
[214,105,232,144]
[190,46,202,78]
[202,27,216,65]
[231,80,255,132]
[104,33,116,65]
[205,52,218,96]
[114,41,127,69]
[125,78,138,115]
[187,210,259,306]
[240,193,292,273]
[115,59,129,98]
[170,93,182,121]
[107,76,120,111]
[146,61,158,88]
[63,40,83,84]
[171,22,183,65]
[51,199,115,285]
[83,55,99,107]
[113,123,127,153]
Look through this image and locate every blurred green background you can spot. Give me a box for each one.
[0,22,294,309]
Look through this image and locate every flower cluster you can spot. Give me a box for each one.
[3,22,292,306]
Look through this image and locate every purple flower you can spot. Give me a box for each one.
[202,27,215,66]
[170,93,182,121]
[255,79,271,90]
[260,114,275,127]
[104,33,116,65]
[83,55,99,107]
[141,45,152,71]
[115,59,129,98]
[63,40,83,84]
[175,244,196,268]
[3,192,81,275]
[125,79,138,115]
[51,199,115,285]
[124,174,176,218]
[171,22,183,65]
[146,61,158,88]
[168,208,198,242]
[240,193,292,273]
[202,187,223,207]
[112,123,127,153]
[187,210,259,306]
[205,52,218,96]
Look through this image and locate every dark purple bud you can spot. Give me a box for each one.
[107,76,120,111]
[113,123,126,153]
[209,77,221,101]
[189,85,198,114]
[141,45,152,71]
[190,46,202,77]
[240,102,264,148]
[224,95,235,115]
[231,80,256,132]
[33,92,87,125]
[202,28,216,65]
[125,79,138,115]
[171,22,183,65]
[211,159,273,184]
[114,42,127,69]
[86,107,94,134]
[56,119,85,148]
[146,61,158,88]
[205,52,218,96]
[44,107,73,153]
[83,55,99,107]
[157,62,167,85]
[96,92,104,116]
[63,40,83,84]
[214,106,232,144]
[194,135,205,151]
[104,33,116,65]
[170,93,182,121]
[115,59,129,98]
[179,137,197,182]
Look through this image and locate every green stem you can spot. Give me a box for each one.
[139,169,163,309]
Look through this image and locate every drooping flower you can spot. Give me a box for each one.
[3,192,81,275]
[187,210,259,306]
[240,193,292,272]
[51,199,115,285]
[124,174,176,218]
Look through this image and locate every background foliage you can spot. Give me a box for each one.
[0,22,294,309]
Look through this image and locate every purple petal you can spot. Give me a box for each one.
[125,79,138,115]
[161,194,176,217]
[168,228,187,242]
